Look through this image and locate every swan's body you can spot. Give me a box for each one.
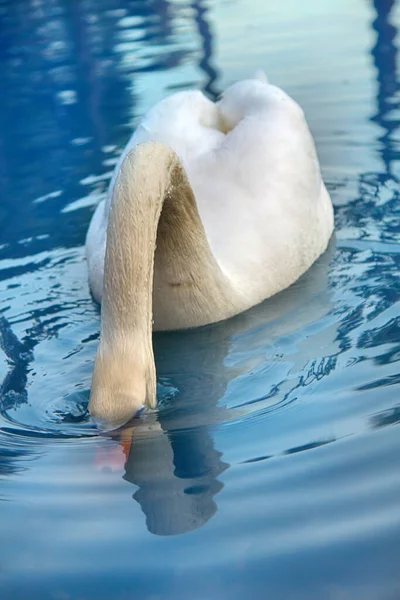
[86,76,334,428]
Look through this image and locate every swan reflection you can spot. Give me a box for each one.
[103,239,335,536]
[121,419,228,536]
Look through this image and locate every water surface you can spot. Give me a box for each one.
[0,0,400,598]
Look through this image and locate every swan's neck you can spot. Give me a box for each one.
[89,141,238,428]
[101,144,166,344]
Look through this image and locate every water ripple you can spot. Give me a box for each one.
[0,0,399,598]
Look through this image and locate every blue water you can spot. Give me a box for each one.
[0,0,399,598]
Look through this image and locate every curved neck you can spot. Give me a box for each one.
[102,141,238,343]
[101,142,171,344]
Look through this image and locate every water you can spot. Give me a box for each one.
[0,0,399,598]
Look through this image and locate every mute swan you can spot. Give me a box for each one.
[86,74,334,429]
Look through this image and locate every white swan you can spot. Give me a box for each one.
[86,74,334,429]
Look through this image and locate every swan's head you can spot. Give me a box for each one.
[89,341,156,431]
